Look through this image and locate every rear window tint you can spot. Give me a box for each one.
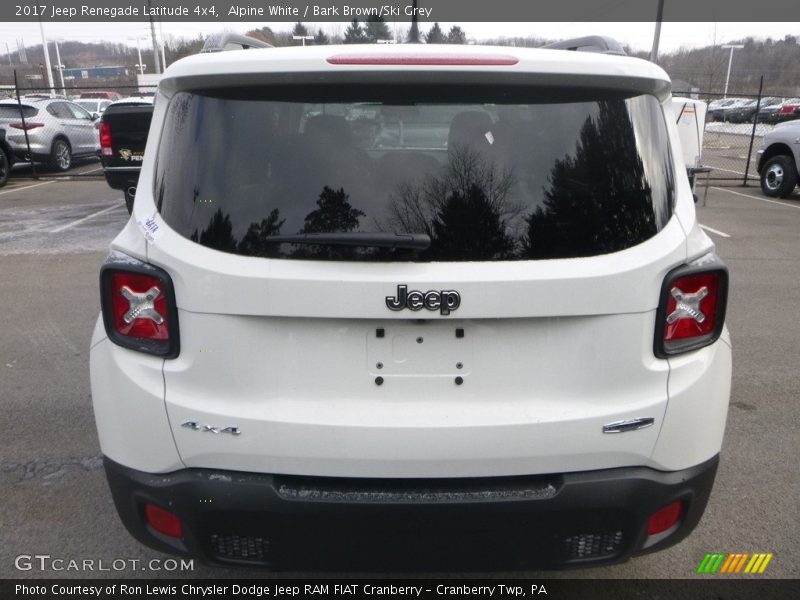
[0,105,38,118]
[156,85,674,261]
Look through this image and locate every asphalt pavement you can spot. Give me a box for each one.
[0,179,797,579]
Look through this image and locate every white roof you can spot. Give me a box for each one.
[160,43,672,99]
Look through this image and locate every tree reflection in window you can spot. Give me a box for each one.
[190,208,237,253]
[237,209,286,258]
[389,147,518,261]
[292,186,366,259]
[522,100,659,259]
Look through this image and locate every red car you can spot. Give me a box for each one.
[775,98,800,123]
[79,91,122,102]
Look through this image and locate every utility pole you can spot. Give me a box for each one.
[408,0,420,43]
[147,0,161,74]
[649,0,665,63]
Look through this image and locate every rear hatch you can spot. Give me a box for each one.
[144,51,686,478]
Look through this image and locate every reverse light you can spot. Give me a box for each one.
[144,503,183,539]
[655,255,728,357]
[647,501,684,536]
[99,120,113,157]
[100,253,180,357]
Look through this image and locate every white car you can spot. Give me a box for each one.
[74,98,112,119]
[90,37,732,570]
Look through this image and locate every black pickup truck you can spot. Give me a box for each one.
[99,96,154,213]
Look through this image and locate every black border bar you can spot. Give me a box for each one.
[4,1,800,22]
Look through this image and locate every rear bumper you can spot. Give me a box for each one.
[101,164,141,191]
[104,454,719,571]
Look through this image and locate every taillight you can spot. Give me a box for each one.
[10,121,44,131]
[99,120,112,157]
[100,253,179,357]
[654,254,728,358]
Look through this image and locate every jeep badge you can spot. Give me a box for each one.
[385,284,461,316]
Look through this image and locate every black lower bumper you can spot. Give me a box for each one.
[104,456,718,571]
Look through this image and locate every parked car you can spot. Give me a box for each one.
[75,98,112,119]
[91,36,731,570]
[725,98,770,123]
[755,97,787,123]
[79,91,121,101]
[774,98,800,123]
[98,96,155,212]
[707,97,741,121]
[757,120,800,197]
[0,126,11,187]
[0,98,99,171]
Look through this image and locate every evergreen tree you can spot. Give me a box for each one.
[446,26,467,45]
[425,23,445,44]
[364,17,391,43]
[292,22,308,37]
[314,29,330,45]
[343,19,366,44]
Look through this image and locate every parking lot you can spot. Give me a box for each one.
[0,178,798,579]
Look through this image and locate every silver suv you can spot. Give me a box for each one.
[0,97,100,171]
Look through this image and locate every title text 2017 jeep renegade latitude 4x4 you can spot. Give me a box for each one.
[90,39,731,570]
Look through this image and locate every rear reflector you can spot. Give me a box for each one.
[327,54,519,66]
[647,501,683,535]
[655,254,728,357]
[100,253,180,358]
[145,503,183,539]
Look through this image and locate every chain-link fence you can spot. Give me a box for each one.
[0,72,155,185]
[674,83,800,185]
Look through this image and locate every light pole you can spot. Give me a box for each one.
[158,20,167,70]
[53,38,66,96]
[292,35,314,46]
[722,44,744,98]
[37,16,55,95]
[129,37,146,75]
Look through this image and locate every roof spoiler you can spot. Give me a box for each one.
[541,36,626,56]
[201,33,272,53]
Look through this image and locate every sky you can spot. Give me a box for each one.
[0,21,798,57]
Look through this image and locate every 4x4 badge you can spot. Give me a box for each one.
[385,284,461,316]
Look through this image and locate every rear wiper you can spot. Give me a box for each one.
[261,232,431,250]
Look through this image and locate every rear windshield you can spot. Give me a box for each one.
[0,105,38,118]
[156,85,674,261]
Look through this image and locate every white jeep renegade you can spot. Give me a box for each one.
[90,36,732,570]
